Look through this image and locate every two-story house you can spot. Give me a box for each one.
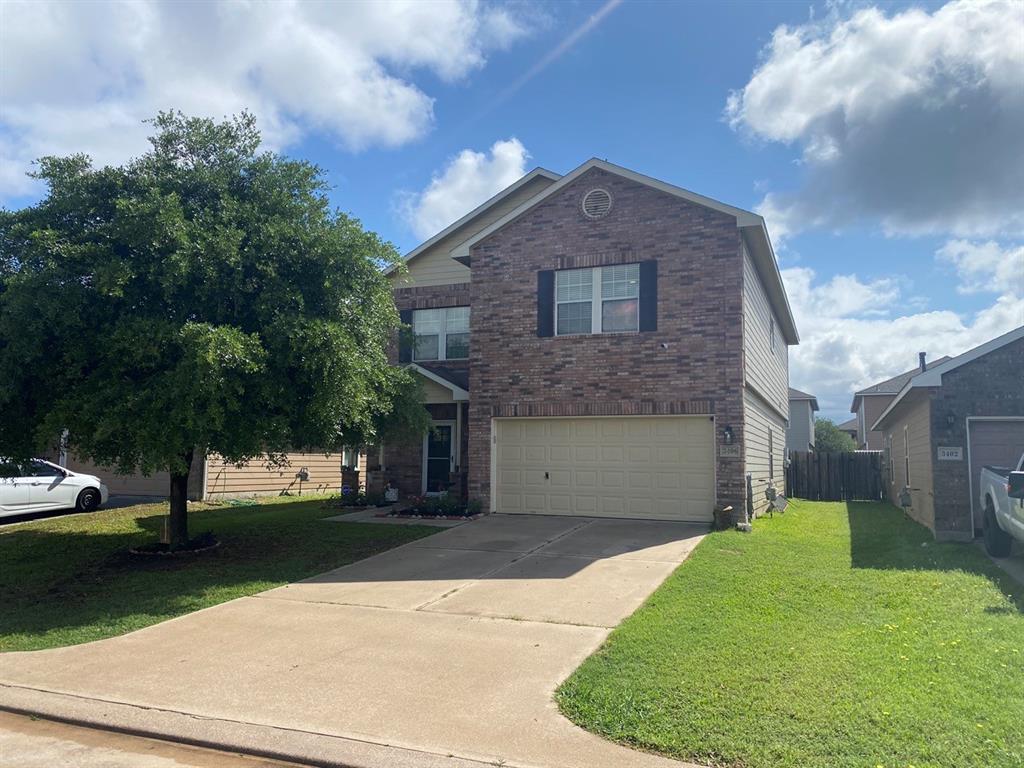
[785,387,818,453]
[850,354,951,450]
[374,159,798,523]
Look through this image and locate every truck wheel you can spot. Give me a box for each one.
[76,488,101,513]
[983,497,1012,558]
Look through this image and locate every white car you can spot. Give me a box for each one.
[0,458,109,517]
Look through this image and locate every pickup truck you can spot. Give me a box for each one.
[980,453,1024,557]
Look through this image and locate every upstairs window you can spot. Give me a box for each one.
[555,264,639,336]
[413,307,469,361]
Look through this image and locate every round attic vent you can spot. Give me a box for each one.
[581,188,612,219]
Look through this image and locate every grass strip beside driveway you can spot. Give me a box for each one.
[1,497,436,652]
[557,500,1024,768]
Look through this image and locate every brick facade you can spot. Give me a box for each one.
[384,284,473,499]
[927,337,1024,538]
[465,167,746,513]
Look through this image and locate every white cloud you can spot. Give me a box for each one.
[936,239,1024,295]
[401,137,530,240]
[728,0,1024,240]
[0,0,534,199]
[784,252,1024,419]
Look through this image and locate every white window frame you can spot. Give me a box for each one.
[412,307,469,361]
[554,264,640,336]
[903,425,910,485]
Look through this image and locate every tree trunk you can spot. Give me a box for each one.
[168,451,193,549]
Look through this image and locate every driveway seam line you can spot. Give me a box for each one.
[234,596,612,630]
[412,520,594,611]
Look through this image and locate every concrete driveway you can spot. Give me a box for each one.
[0,514,706,768]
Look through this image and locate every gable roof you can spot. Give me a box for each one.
[448,158,799,345]
[407,363,469,401]
[385,167,561,275]
[837,417,858,432]
[788,387,819,410]
[849,356,952,413]
[872,325,1024,431]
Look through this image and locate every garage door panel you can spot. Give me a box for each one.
[601,471,625,489]
[655,472,682,490]
[549,494,571,512]
[627,445,651,463]
[495,417,714,522]
[628,471,652,488]
[654,446,682,463]
[499,493,524,512]
[550,445,571,462]
[498,445,522,462]
[601,446,625,462]
[968,420,1024,521]
[549,470,571,487]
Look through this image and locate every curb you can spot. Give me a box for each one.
[0,684,514,768]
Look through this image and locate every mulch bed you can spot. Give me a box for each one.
[128,532,221,557]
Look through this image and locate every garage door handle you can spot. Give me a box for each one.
[544,471,549,480]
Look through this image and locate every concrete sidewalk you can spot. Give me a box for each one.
[0,515,706,768]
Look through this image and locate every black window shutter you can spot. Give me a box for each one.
[639,260,658,332]
[398,308,413,362]
[537,270,555,337]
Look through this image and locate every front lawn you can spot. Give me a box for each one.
[557,501,1024,768]
[0,497,435,652]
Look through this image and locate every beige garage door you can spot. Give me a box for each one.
[494,416,715,521]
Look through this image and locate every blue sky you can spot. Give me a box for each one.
[2,0,1021,421]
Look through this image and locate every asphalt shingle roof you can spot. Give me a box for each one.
[854,357,952,396]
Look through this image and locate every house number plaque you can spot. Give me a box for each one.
[937,446,963,461]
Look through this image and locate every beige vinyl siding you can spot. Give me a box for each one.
[392,175,556,288]
[420,376,458,403]
[744,388,787,517]
[66,455,169,497]
[741,242,788,417]
[860,394,895,450]
[204,451,354,498]
[882,392,934,530]
[785,399,814,453]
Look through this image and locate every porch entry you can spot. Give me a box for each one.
[423,421,456,495]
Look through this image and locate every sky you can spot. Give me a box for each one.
[1,0,1022,422]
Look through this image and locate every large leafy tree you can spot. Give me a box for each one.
[0,112,427,547]
[814,418,858,453]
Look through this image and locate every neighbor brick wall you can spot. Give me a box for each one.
[466,166,746,513]
[928,337,1024,539]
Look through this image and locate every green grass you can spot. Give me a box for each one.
[0,496,435,652]
[557,501,1024,768]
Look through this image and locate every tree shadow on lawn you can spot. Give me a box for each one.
[846,501,1024,613]
[0,501,432,650]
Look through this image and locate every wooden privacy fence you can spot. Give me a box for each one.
[785,450,885,501]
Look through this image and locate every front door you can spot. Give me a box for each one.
[423,422,455,495]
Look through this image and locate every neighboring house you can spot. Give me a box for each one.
[836,417,859,444]
[786,387,818,453]
[62,450,364,501]
[850,355,952,449]
[374,158,799,522]
[872,326,1024,541]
